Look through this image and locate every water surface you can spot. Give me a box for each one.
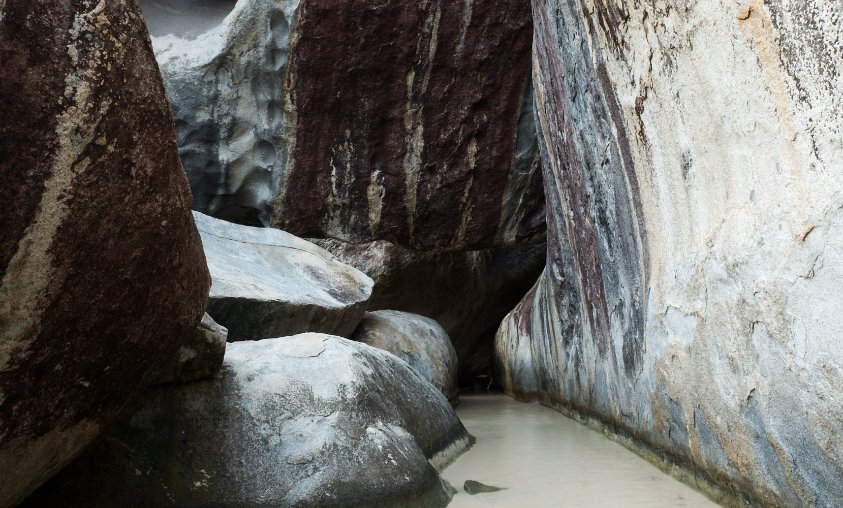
[442,393,718,507]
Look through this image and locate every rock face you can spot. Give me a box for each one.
[26,334,473,508]
[315,239,546,379]
[0,1,210,506]
[352,311,459,405]
[153,313,227,385]
[141,0,545,249]
[196,212,373,340]
[496,1,843,506]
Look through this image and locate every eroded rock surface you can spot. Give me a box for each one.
[141,0,544,249]
[0,1,210,505]
[315,238,546,379]
[26,334,472,508]
[196,212,373,340]
[496,1,843,505]
[352,310,459,405]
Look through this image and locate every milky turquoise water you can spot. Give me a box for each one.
[442,393,719,508]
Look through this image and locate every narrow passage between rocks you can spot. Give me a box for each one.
[442,393,717,508]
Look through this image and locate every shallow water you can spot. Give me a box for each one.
[442,393,718,508]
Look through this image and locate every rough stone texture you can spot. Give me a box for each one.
[352,310,459,406]
[196,212,373,340]
[0,2,210,506]
[141,0,545,249]
[153,313,227,385]
[25,334,473,508]
[496,1,843,506]
[314,239,546,379]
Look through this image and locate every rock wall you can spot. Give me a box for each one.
[496,0,843,505]
[0,1,210,505]
[141,0,545,250]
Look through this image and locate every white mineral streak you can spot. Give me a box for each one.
[403,4,441,241]
[0,1,112,375]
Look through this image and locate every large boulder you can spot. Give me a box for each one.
[140,0,544,250]
[315,238,546,379]
[25,334,473,508]
[496,0,843,506]
[196,212,373,340]
[352,311,459,406]
[0,1,210,505]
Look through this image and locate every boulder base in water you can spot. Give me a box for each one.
[25,334,472,508]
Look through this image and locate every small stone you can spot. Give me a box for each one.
[464,480,506,495]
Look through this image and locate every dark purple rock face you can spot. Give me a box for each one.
[273,0,543,250]
[0,1,210,504]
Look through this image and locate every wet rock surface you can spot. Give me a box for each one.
[496,0,843,505]
[25,334,472,508]
[141,0,544,249]
[352,310,459,406]
[0,1,210,505]
[315,239,545,379]
[196,212,373,340]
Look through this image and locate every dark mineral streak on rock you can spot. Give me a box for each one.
[532,0,646,371]
[276,0,540,250]
[0,1,210,505]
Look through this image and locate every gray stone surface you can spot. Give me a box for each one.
[195,212,373,340]
[352,311,459,406]
[153,313,227,385]
[496,1,843,506]
[140,0,296,227]
[25,334,473,508]
[314,238,545,379]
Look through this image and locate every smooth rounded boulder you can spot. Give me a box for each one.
[352,310,460,406]
[25,334,473,508]
[0,1,210,505]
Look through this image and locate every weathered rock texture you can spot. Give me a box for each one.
[153,313,227,385]
[141,0,545,249]
[496,1,843,506]
[0,1,210,505]
[315,239,546,379]
[196,212,373,340]
[26,334,472,508]
[352,311,459,405]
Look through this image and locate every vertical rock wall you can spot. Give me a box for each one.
[496,0,843,505]
[143,0,545,250]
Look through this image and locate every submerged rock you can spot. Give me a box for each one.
[153,313,227,385]
[195,212,373,340]
[463,480,506,495]
[25,334,473,508]
[352,310,459,406]
[315,239,546,379]
[0,1,210,505]
[141,0,544,250]
[497,0,843,505]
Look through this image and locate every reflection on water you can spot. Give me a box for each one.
[442,393,718,508]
